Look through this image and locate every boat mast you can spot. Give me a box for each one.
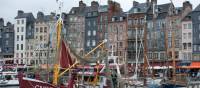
[152,0,157,79]
[143,15,148,86]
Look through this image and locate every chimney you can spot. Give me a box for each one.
[151,0,157,4]
[133,1,139,7]
[17,10,24,16]
[183,1,192,10]
[6,22,12,26]
[146,0,150,7]
[0,18,4,26]
[37,11,44,19]
[79,0,86,7]
[91,1,99,7]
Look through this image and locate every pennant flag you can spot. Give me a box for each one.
[60,40,73,68]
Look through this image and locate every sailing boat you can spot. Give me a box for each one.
[18,6,77,87]
[18,39,75,88]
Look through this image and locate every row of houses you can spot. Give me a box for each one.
[0,0,199,66]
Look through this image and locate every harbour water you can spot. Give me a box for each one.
[3,86,19,88]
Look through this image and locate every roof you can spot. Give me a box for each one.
[98,5,108,12]
[36,15,56,22]
[194,4,200,11]
[182,12,192,21]
[147,3,172,20]
[15,12,35,22]
[128,3,149,14]
[69,6,89,16]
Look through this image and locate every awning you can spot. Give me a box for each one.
[189,62,200,69]
[178,61,200,69]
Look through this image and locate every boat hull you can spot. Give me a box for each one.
[161,84,186,88]
[18,73,68,88]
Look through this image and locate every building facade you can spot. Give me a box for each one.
[180,13,193,61]
[108,14,127,64]
[84,1,99,54]
[192,4,200,61]
[14,10,35,65]
[26,12,57,65]
[66,1,88,55]
[0,18,14,64]
[127,1,149,63]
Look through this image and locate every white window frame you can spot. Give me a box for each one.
[88,30,91,36]
[93,30,96,36]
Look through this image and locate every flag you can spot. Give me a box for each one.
[60,40,73,68]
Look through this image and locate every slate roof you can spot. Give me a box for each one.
[194,4,200,12]
[128,3,149,14]
[147,3,172,20]
[15,12,35,22]
[69,6,89,16]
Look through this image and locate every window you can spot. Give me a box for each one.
[21,44,23,50]
[188,33,191,39]
[188,43,191,49]
[88,12,91,17]
[128,19,132,26]
[17,44,19,50]
[30,52,33,56]
[17,35,19,41]
[21,27,24,32]
[88,30,91,36]
[5,33,9,38]
[93,30,96,36]
[140,18,144,24]
[21,35,23,41]
[17,27,19,32]
[92,40,96,46]
[36,28,39,32]
[21,53,23,58]
[87,40,90,47]
[93,12,98,16]
[183,24,187,29]
[16,53,19,58]
[119,42,123,47]
[44,27,47,33]
[194,45,197,51]
[40,27,43,33]
[198,16,200,20]
[5,41,8,45]
[188,23,192,29]
[183,33,187,39]
[93,21,96,26]
[183,43,187,49]
[40,35,43,41]
[17,20,20,24]
[199,24,200,30]
[199,34,200,39]
[134,19,138,24]
[21,20,24,24]
[88,21,91,27]
[100,16,103,22]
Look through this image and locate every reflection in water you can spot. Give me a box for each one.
[3,86,19,88]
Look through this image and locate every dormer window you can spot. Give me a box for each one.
[72,10,75,14]
[120,17,123,21]
[112,17,115,22]
[88,12,92,17]
[133,8,138,13]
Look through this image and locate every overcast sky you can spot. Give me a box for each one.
[0,0,199,24]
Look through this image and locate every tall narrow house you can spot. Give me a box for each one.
[14,10,35,65]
